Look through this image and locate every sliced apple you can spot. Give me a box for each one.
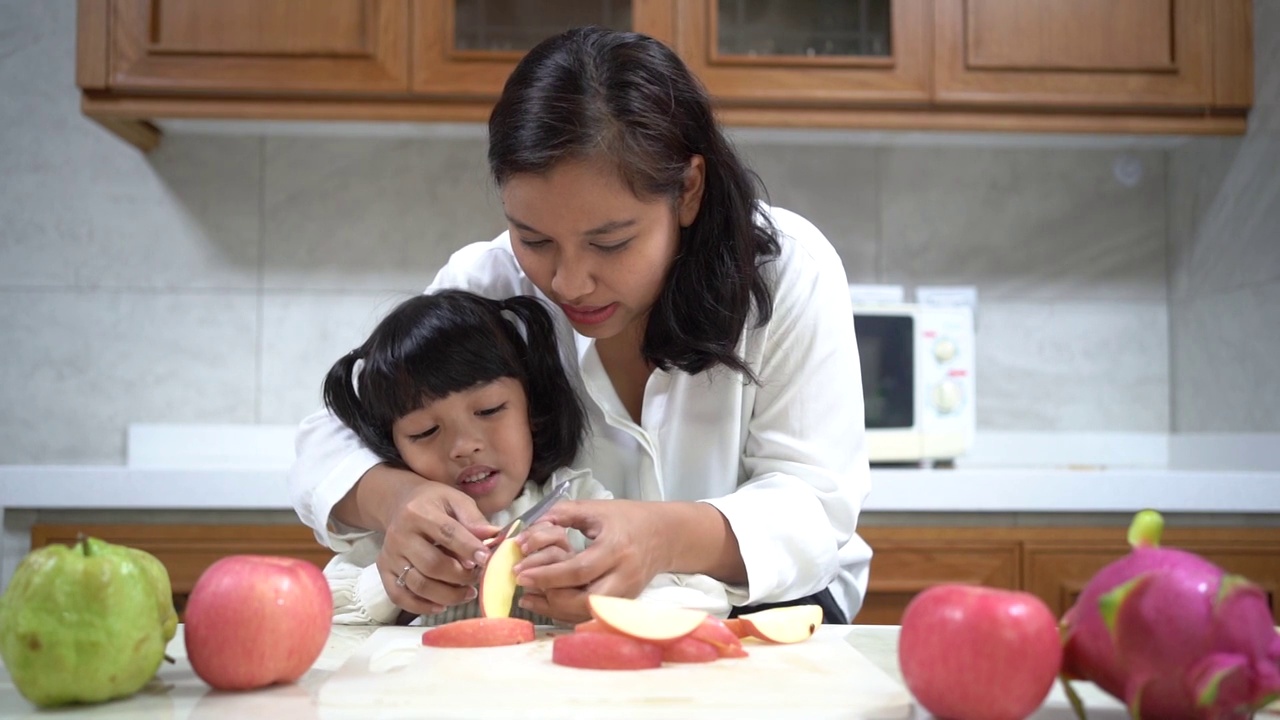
[587,594,709,643]
[737,605,823,644]
[688,617,748,658]
[421,617,535,648]
[551,631,663,670]
[478,519,523,618]
[722,618,749,638]
[660,635,719,664]
[574,619,609,634]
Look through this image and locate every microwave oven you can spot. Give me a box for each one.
[852,302,975,464]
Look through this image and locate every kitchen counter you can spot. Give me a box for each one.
[2,465,1279,514]
[0,623,1243,720]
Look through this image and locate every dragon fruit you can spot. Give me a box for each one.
[1060,509,1280,719]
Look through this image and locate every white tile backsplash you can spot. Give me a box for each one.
[879,147,1167,302]
[976,301,1170,432]
[263,136,503,292]
[0,290,258,463]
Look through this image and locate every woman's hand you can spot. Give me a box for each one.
[375,480,499,617]
[512,499,671,620]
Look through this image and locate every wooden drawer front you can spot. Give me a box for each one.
[31,524,334,620]
[1024,540,1280,623]
[108,0,411,94]
[858,538,1020,625]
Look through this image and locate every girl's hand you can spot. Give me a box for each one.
[513,499,671,620]
[376,481,499,617]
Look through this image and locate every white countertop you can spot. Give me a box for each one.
[1,464,1279,514]
[0,624,1154,719]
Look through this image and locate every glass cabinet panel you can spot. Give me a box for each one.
[454,0,632,52]
[715,0,891,58]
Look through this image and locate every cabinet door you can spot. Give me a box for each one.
[31,524,334,621]
[934,0,1213,108]
[675,0,930,110]
[1025,540,1280,623]
[107,0,410,94]
[412,0,676,97]
[857,533,1020,625]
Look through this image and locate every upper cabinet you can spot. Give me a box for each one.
[934,0,1252,110]
[75,0,1255,151]
[675,0,930,107]
[411,0,675,96]
[103,0,411,94]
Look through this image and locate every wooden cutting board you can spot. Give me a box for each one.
[318,625,914,719]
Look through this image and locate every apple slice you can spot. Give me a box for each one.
[660,635,719,664]
[421,617,535,648]
[587,594,709,643]
[552,632,663,670]
[722,618,748,638]
[689,617,748,658]
[574,619,609,634]
[738,605,823,644]
[478,519,523,618]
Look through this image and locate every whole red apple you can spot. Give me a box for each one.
[184,555,331,691]
[898,584,1062,720]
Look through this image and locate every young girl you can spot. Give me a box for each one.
[318,289,729,625]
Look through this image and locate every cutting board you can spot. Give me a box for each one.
[318,625,914,719]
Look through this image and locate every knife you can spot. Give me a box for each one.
[482,479,572,549]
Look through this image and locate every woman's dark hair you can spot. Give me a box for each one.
[322,290,586,487]
[488,26,780,381]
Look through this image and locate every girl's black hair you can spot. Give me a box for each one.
[322,290,586,487]
[487,26,780,381]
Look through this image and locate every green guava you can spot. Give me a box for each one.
[0,536,178,708]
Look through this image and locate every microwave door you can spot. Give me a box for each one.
[855,314,914,430]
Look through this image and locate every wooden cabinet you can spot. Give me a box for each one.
[933,0,1252,110]
[858,530,1019,625]
[31,524,333,621]
[859,525,1280,626]
[75,0,1255,151]
[99,0,411,95]
[674,0,930,109]
[411,0,674,97]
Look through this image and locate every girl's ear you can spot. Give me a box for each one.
[677,155,706,228]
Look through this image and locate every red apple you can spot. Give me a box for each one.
[551,632,663,670]
[421,617,535,648]
[660,635,720,663]
[899,584,1062,720]
[184,555,331,691]
[688,617,748,658]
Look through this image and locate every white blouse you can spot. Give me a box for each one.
[289,205,873,621]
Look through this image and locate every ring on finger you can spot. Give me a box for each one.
[395,564,415,588]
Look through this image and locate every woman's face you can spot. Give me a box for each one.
[391,377,533,518]
[501,156,703,345]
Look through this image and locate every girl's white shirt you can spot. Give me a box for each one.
[292,205,873,621]
[325,467,733,625]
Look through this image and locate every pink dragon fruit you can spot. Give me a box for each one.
[1060,509,1280,719]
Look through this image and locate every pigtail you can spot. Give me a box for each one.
[500,296,587,484]
[322,348,400,463]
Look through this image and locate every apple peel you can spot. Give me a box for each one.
[421,617,535,648]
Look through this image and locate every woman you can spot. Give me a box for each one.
[288,26,872,624]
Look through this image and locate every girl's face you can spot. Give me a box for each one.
[391,377,533,518]
[502,156,704,346]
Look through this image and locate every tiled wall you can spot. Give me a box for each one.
[1167,1,1280,433]
[0,1,1272,465]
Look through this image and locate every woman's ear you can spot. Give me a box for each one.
[677,155,706,227]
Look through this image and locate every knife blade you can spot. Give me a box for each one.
[482,478,571,548]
